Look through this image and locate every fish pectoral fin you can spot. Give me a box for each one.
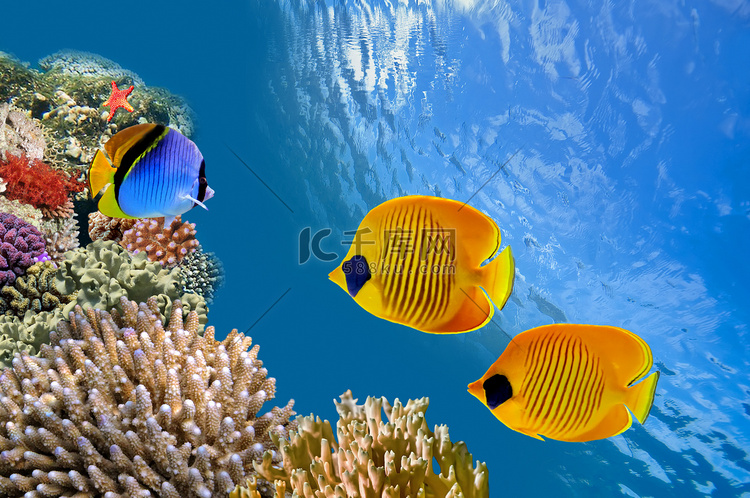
[182,194,209,211]
[163,216,176,228]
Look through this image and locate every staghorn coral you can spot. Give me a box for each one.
[121,216,200,269]
[0,296,297,497]
[0,261,76,317]
[0,153,72,211]
[231,476,287,498]
[40,214,80,263]
[88,212,138,243]
[254,391,489,498]
[0,212,46,286]
[178,247,225,304]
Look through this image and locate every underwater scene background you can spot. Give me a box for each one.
[1,0,749,496]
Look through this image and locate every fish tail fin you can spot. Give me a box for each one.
[480,245,515,310]
[626,370,660,424]
[89,149,116,197]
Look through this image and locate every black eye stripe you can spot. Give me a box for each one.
[484,374,513,409]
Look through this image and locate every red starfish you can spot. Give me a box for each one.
[103,81,134,122]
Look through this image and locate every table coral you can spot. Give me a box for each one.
[0,212,46,286]
[253,391,490,498]
[121,216,200,269]
[0,296,297,497]
[0,261,76,317]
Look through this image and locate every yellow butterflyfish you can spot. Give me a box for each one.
[468,324,660,442]
[328,195,514,333]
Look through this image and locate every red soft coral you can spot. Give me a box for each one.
[0,153,70,211]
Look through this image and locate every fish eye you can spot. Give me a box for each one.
[484,374,513,409]
[200,177,207,184]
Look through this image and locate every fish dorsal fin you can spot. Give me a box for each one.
[103,123,159,167]
[566,324,654,388]
[88,149,116,197]
[115,125,168,185]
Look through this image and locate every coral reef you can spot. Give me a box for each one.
[231,476,286,498]
[55,240,207,325]
[0,153,72,211]
[0,103,45,160]
[0,212,46,286]
[0,50,195,179]
[254,391,489,498]
[0,240,208,368]
[179,247,225,304]
[121,216,200,268]
[88,211,138,243]
[40,214,80,263]
[0,261,76,317]
[0,296,296,497]
[0,197,43,229]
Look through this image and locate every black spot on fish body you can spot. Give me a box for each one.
[342,255,371,298]
[484,374,513,409]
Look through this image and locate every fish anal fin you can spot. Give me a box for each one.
[427,286,493,334]
[517,428,545,441]
[98,184,132,219]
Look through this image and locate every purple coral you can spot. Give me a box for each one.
[0,212,46,286]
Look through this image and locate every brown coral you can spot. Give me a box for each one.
[254,391,489,498]
[0,297,296,497]
[120,215,200,268]
[0,261,76,317]
[39,198,75,219]
[87,211,138,243]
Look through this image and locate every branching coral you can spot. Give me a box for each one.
[87,212,137,243]
[0,261,76,317]
[0,212,46,286]
[121,216,200,268]
[0,296,297,497]
[254,391,489,498]
[40,214,80,263]
[179,247,225,304]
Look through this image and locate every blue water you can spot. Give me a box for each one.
[3,0,750,496]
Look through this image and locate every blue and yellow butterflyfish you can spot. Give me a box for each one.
[88,123,214,227]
